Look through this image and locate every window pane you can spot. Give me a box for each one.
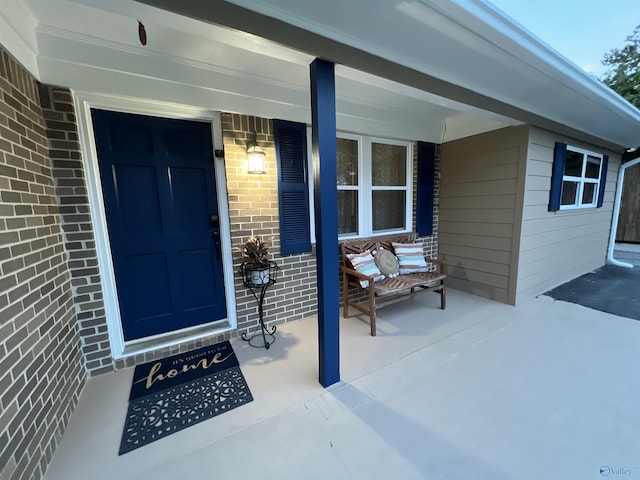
[582,183,596,205]
[372,191,405,231]
[337,138,358,186]
[561,181,578,205]
[372,143,406,186]
[585,156,601,179]
[564,150,583,177]
[338,190,358,235]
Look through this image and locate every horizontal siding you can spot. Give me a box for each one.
[518,229,608,267]
[516,127,620,303]
[526,158,551,177]
[441,194,517,210]
[440,221,514,238]
[446,277,509,303]
[517,261,601,302]
[520,209,612,237]
[443,256,512,276]
[520,220,611,252]
[442,178,517,198]
[439,207,515,224]
[439,243,513,265]
[524,194,615,219]
[517,230,607,300]
[441,126,528,305]
[440,232,514,251]
[444,162,519,183]
[524,174,549,191]
[518,236,607,290]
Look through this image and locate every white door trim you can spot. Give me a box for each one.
[73,91,237,359]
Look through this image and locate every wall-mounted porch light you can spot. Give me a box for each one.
[247,131,266,174]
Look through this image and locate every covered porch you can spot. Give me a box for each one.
[44,289,640,479]
[3,1,640,478]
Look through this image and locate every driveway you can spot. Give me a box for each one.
[544,244,640,321]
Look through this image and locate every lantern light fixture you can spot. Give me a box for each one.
[247,131,266,174]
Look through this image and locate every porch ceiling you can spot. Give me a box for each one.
[2,0,639,148]
[0,0,514,143]
[134,0,640,150]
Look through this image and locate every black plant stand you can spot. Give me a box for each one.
[240,261,279,349]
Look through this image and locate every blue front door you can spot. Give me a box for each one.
[91,109,227,341]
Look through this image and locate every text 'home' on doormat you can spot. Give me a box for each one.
[119,341,253,455]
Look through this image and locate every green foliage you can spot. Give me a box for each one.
[601,25,640,108]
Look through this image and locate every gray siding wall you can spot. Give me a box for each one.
[440,126,529,304]
[0,47,85,480]
[516,127,620,303]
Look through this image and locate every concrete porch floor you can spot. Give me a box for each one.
[44,288,640,480]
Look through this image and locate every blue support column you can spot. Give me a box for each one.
[310,58,340,387]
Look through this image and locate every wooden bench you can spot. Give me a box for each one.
[340,233,446,336]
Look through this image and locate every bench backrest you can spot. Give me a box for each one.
[340,233,417,268]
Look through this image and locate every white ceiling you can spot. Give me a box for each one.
[1,0,639,148]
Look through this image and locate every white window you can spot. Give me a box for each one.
[337,134,412,238]
[560,146,603,209]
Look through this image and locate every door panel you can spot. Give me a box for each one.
[171,167,209,231]
[125,252,173,320]
[115,165,163,233]
[92,109,227,341]
[178,248,220,311]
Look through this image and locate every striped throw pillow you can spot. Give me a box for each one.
[346,250,385,287]
[392,242,428,274]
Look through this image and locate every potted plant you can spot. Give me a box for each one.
[239,235,273,285]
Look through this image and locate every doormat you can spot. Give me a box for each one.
[119,341,253,455]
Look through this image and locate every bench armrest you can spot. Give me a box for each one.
[342,266,375,282]
[425,257,445,275]
[341,266,378,293]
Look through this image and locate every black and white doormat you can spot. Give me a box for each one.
[119,341,253,455]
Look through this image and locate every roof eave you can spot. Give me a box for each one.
[134,0,639,150]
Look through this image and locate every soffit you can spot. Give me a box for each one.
[132,0,640,150]
[18,0,640,148]
[3,0,520,142]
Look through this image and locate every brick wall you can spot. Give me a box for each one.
[38,85,115,376]
[222,113,318,333]
[222,116,442,325]
[0,48,85,480]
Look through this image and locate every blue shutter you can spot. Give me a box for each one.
[597,154,608,208]
[416,141,436,237]
[274,119,311,255]
[549,142,567,212]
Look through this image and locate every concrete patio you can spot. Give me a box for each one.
[43,288,640,480]
[614,243,640,267]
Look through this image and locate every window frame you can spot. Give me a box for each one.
[559,145,604,210]
[336,132,364,237]
[337,132,413,239]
